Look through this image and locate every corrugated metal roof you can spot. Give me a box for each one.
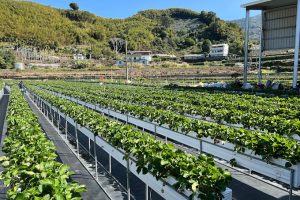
[242,0,297,10]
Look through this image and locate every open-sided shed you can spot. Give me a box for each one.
[242,0,299,88]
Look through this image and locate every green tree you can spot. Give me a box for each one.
[161,15,174,28]
[126,28,155,50]
[69,2,79,11]
[202,39,211,53]
[0,50,15,69]
[184,37,195,47]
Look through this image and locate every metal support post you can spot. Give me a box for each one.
[289,169,295,200]
[57,113,60,132]
[127,158,131,200]
[75,123,79,158]
[258,21,263,85]
[94,134,98,180]
[145,184,149,200]
[109,154,112,173]
[88,139,91,156]
[293,0,300,89]
[65,115,68,141]
[199,140,203,154]
[51,106,54,124]
[243,9,250,84]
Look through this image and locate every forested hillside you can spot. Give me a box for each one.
[230,15,261,41]
[0,0,244,56]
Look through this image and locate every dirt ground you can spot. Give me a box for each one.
[0,66,244,79]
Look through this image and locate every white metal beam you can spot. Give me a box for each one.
[241,0,272,8]
[293,0,300,89]
[244,9,250,84]
[258,12,264,85]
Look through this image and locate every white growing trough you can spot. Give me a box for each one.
[32,87,300,188]
[29,91,233,200]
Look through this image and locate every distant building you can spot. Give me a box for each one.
[15,63,25,70]
[128,51,152,65]
[210,44,229,57]
[183,54,205,61]
[73,54,85,60]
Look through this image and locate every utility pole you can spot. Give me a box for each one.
[90,44,92,60]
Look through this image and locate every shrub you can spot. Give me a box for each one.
[72,60,93,69]
[0,50,15,69]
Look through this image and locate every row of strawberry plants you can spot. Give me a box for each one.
[68,84,300,136]
[28,86,232,200]
[27,84,300,166]
[42,81,300,109]
[0,85,85,199]
[34,81,300,136]
[63,81,300,112]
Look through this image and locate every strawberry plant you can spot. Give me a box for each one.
[28,86,232,200]
[27,83,300,165]
[0,85,85,199]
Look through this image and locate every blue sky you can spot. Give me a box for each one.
[31,0,260,20]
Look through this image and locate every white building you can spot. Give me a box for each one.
[209,44,229,57]
[15,63,25,70]
[183,54,205,61]
[73,54,85,60]
[128,51,152,65]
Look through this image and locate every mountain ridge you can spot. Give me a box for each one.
[0,0,245,57]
